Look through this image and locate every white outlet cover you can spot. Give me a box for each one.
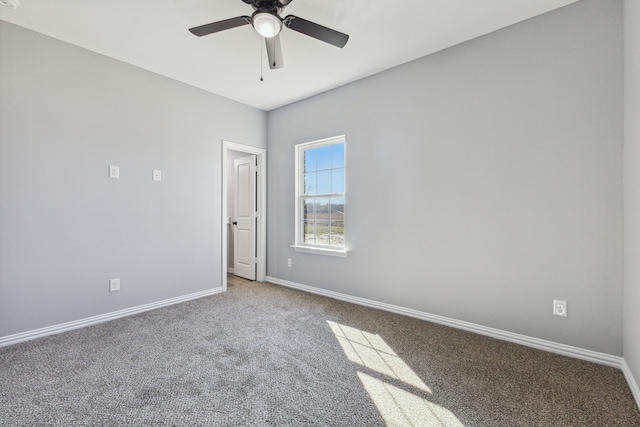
[109,278,120,292]
[109,165,119,178]
[153,170,161,181]
[553,299,567,317]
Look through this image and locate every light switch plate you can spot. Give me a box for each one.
[153,170,161,182]
[109,165,120,178]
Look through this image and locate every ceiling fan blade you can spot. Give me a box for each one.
[283,15,349,48]
[265,35,284,69]
[189,16,251,37]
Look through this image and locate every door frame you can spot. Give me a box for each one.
[222,141,266,291]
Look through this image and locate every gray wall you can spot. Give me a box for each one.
[0,21,266,337]
[267,0,623,355]
[624,0,640,388]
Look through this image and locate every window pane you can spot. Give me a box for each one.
[303,221,315,245]
[315,198,329,221]
[315,221,330,245]
[317,145,332,170]
[331,168,345,193]
[296,137,346,250]
[332,143,345,168]
[302,199,315,220]
[304,172,316,195]
[317,170,331,194]
[330,198,345,221]
[304,149,317,172]
[330,221,345,247]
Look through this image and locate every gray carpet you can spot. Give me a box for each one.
[1,276,639,426]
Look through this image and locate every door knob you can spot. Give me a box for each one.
[232,221,237,225]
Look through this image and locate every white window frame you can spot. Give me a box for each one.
[292,135,347,258]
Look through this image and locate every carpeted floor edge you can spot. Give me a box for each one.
[265,275,639,407]
[0,287,223,348]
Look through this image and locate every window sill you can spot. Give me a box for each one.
[291,245,348,258]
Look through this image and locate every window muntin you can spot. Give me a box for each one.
[295,137,345,252]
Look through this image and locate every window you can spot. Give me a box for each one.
[293,136,346,257]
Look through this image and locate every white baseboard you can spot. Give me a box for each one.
[0,287,223,348]
[228,268,235,274]
[265,276,622,368]
[622,359,640,410]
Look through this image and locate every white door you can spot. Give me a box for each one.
[233,154,256,280]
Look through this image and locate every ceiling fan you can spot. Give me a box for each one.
[188,0,349,70]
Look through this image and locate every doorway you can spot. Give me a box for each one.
[222,141,266,292]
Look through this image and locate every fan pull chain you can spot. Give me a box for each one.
[260,37,264,82]
[274,37,279,68]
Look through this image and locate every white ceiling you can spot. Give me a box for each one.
[0,0,579,111]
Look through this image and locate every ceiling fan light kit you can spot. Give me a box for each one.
[252,11,282,38]
[188,0,349,70]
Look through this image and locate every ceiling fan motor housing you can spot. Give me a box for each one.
[243,0,290,14]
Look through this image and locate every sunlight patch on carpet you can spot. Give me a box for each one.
[358,372,465,427]
[327,320,431,393]
[328,320,465,427]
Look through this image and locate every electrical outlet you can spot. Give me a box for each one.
[152,170,161,182]
[109,278,120,292]
[287,258,292,268]
[109,165,120,178]
[553,299,567,317]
